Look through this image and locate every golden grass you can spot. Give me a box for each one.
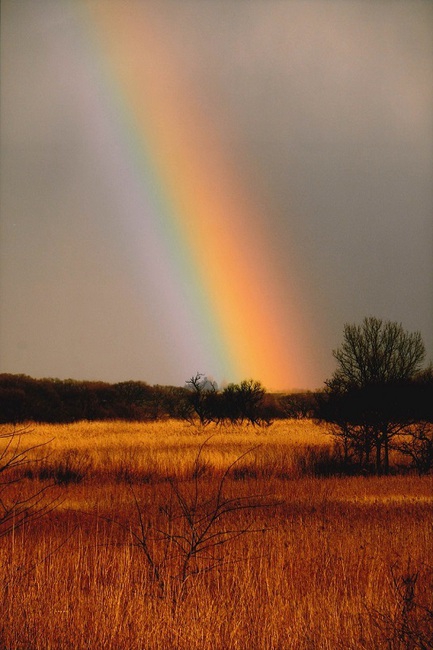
[1,419,335,485]
[0,420,432,649]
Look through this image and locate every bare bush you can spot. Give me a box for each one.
[368,560,433,649]
[105,438,274,603]
[0,426,58,538]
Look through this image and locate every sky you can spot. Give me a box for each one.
[1,0,432,391]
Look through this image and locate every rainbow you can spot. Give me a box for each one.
[76,2,316,390]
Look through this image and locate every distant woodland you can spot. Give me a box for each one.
[0,373,315,425]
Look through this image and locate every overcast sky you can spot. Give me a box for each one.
[1,0,432,390]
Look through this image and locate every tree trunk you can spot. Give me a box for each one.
[383,433,390,475]
[365,440,370,467]
[375,437,382,475]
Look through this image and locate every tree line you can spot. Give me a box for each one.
[0,372,313,425]
[0,375,188,424]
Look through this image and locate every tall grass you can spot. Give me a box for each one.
[1,419,339,484]
[0,420,432,649]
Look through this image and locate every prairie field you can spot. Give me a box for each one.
[0,419,432,649]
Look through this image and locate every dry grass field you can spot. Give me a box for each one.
[1,420,432,649]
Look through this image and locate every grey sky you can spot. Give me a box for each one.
[1,0,432,389]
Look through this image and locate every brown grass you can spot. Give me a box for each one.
[0,420,432,649]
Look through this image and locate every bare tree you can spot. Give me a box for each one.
[185,373,219,426]
[395,422,433,475]
[329,317,425,390]
[222,379,271,426]
[324,317,426,474]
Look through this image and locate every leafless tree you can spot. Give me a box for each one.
[395,422,433,475]
[325,317,426,474]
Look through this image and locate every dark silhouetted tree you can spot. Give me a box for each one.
[324,317,426,474]
[185,373,219,426]
[222,379,271,426]
[278,391,318,419]
[328,316,425,390]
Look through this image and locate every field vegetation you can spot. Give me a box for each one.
[1,419,432,649]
